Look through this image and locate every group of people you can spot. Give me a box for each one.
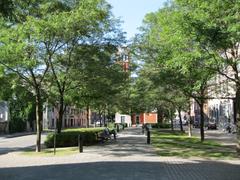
[99,126,117,141]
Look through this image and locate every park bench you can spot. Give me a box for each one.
[96,128,116,143]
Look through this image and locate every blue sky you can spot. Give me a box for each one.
[106,0,166,40]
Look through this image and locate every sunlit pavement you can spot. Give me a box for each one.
[0,127,240,180]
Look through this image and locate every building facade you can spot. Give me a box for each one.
[43,104,90,129]
[132,113,158,125]
[115,113,131,127]
[116,47,130,72]
[206,71,236,129]
[190,67,236,130]
[0,101,9,133]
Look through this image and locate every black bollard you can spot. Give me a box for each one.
[78,135,83,153]
[114,131,116,140]
[117,124,119,132]
[147,130,150,144]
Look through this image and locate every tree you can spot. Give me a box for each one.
[131,61,189,131]
[0,0,13,19]
[0,0,83,151]
[0,71,35,133]
[44,0,125,133]
[0,18,52,151]
[73,45,127,127]
[175,0,240,152]
[133,5,216,141]
[0,0,125,150]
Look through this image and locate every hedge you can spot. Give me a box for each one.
[44,128,104,148]
[152,123,171,129]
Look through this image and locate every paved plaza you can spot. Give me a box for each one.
[0,128,240,180]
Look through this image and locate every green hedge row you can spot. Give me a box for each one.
[152,123,171,129]
[44,128,104,148]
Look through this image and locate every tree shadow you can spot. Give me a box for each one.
[0,145,36,156]
[0,160,240,180]
[86,135,158,157]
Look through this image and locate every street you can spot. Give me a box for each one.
[0,133,47,155]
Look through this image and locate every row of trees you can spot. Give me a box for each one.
[0,0,128,152]
[132,0,240,152]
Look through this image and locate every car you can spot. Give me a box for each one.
[182,119,188,125]
[193,120,200,128]
[207,121,217,130]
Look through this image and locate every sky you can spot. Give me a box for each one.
[106,0,166,40]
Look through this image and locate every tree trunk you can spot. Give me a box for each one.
[188,101,192,137]
[103,108,106,126]
[157,107,163,124]
[57,96,64,134]
[35,92,42,152]
[169,110,174,131]
[98,109,102,127]
[235,85,240,154]
[86,105,90,128]
[170,118,174,131]
[199,101,205,142]
[178,108,183,132]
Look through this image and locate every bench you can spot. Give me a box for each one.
[96,128,116,143]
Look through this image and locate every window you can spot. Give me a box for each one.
[121,116,125,124]
[136,116,140,124]
[219,104,224,116]
[65,119,67,127]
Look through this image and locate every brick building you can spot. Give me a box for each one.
[43,104,90,129]
[132,113,158,126]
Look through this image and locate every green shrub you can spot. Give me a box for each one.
[123,123,128,128]
[152,123,171,129]
[107,122,115,129]
[44,128,104,148]
[9,118,26,133]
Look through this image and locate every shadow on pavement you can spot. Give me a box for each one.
[0,160,240,180]
[90,136,157,157]
[0,146,36,156]
[0,132,35,139]
[86,127,157,158]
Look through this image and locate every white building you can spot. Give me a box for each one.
[206,71,236,129]
[115,113,131,127]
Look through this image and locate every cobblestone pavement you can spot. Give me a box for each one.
[0,128,240,180]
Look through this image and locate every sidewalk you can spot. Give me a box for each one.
[0,127,240,180]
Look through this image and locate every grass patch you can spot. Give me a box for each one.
[21,147,79,157]
[152,129,239,160]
